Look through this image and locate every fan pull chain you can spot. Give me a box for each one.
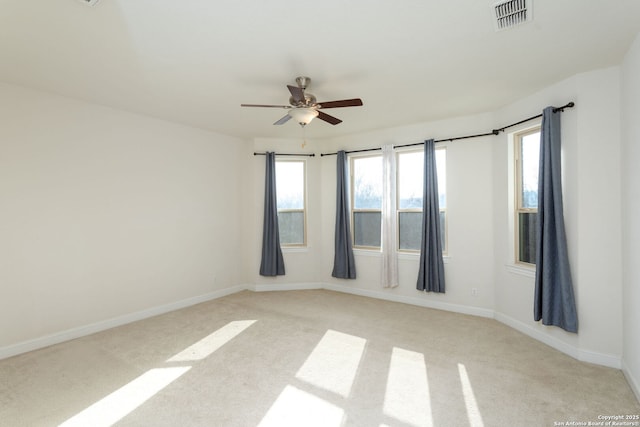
[301,126,307,148]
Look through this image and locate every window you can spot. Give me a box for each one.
[276,159,306,246]
[514,128,540,265]
[350,155,383,249]
[397,148,447,253]
[349,150,447,253]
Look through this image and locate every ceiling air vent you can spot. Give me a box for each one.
[77,0,101,6]
[492,0,532,31]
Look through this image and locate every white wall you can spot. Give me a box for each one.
[621,32,640,399]
[320,115,496,317]
[0,83,249,351]
[492,68,623,367]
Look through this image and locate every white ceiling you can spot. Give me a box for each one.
[1,0,638,140]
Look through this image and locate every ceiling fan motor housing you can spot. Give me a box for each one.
[289,93,316,107]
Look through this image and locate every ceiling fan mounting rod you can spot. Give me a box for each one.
[295,76,311,90]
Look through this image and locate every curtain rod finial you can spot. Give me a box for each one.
[553,101,575,113]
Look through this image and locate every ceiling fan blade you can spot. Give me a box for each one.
[241,104,291,108]
[287,85,306,104]
[273,115,292,125]
[317,98,363,109]
[317,111,342,125]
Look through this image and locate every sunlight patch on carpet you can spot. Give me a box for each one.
[383,347,433,427]
[167,320,257,362]
[59,367,190,427]
[458,363,485,427]
[61,319,256,426]
[257,385,344,427]
[295,329,366,397]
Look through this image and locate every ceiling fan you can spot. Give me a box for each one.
[241,76,363,127]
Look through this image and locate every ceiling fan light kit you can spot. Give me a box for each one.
[288,108,319,126]
[241,76,363,128]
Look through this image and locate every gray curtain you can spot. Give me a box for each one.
[332,150,356,279]
[416,139,445,293]
[259,152,285,276]
[534,107,578,332]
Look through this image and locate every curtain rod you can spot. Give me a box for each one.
[253,152,315,157]
[320,147,381,157]
[494,101,575,132]
[393,102,575,149]
[321,102,575,155]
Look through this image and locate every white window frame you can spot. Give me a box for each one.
[395,147,447,255]
[514,126,541,267]
[276,158,307,248]
[349,153,383,251]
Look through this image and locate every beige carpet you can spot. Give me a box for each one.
[1,290,638,427]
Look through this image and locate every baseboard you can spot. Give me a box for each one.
[1,283,625,374]
[323,283,495,319]
[323,286,622,370]
[578,348,622,369]
[248,282,323,292]
[622,360,640,403]
[250,284,628,373]
[0,285,247,361]
[494,312,621,369]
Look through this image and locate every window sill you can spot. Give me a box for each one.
[505,263,536,278]
[397,252,450,263]
[353,248,382,257]
[282,246,309,253]
[397,251,419,260]
[353,250,450,263]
